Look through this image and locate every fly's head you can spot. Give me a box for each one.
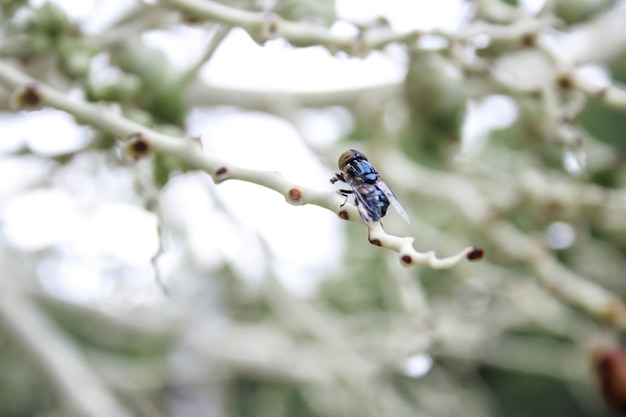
[338,149,368,171]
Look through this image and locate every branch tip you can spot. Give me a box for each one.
[466,247,485,261]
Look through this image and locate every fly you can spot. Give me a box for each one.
[330,149,410,225]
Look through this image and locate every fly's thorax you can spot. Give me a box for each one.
[347,159,379,184]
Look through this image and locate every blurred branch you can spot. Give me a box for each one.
[159,0,416,54]
[158,0,556,54]
[35,291,181,342]
[557,8,626,65]
[381,145,626,333]
[95,2,177,46]
[184,289,421,416]
[0,286,136,417]
[488,221,626,333]
[180,24,232,84]
[185,80,400,112]
[535,33,626,112]
[439,326,589,381]
[572,72,626,112]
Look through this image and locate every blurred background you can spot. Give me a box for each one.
[1,0,626,416]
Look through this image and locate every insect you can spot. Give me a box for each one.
[330,149,410,225]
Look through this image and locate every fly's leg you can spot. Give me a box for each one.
[331,172,350,207]
[337,189,352,207]
[330,172,346,184]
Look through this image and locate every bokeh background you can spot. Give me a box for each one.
[1,0,626,416]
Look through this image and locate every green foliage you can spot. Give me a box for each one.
[403,50,467,164]
[481,367,605,417]
[0,340,55,416]
[552,0,617,24]
[29,2,72,40]
[0,0,28,18]
[109,41,188,126]
[229,378,315,417]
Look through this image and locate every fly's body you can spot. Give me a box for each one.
[330,149,410,224]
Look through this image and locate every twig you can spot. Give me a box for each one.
[185,80,400,113]
[180,24,232,84]
[158,0,556,55]
[368,221,483,268]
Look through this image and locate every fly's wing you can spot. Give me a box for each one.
[377,179,410,223]
[346,177,381,224]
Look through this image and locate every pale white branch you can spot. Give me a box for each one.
[0,61,480,269]
[158,0,556,54]
[368,222,483,269]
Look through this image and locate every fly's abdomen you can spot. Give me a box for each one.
[359,184,390,222]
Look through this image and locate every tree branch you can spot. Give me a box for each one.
[0,61,480,268]
[158,0,556,54]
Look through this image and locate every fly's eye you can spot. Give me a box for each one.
[337,150,354,169]
[338,149,367,169]
[354,150,368,161]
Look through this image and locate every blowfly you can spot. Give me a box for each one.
[330,149,410,225]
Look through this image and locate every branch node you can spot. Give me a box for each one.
[287,187,302,204]
[265,13,281,38]
[253,12,282,43]
[214,166,229,183]
[125,132,151,160]
[520,32,537,47]
[12,83,43,109]
[555,73,574,91]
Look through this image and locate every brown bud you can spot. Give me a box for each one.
[214,167,228,183]
[467,247,484,261]
[125,132,151,160]
[15,84,43,108]
[288,188,302,202]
